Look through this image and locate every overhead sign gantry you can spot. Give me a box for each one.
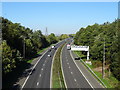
[71,45,89,60]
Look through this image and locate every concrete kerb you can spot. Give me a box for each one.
[69,50,94,90]
[60,43,68,89]
[74,51,107,88]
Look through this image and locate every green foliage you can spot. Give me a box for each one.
[74,19,120,81]
[47,33,58,44]
[2,17,57,75]
[2,40,21,74]
[58,34,69,40]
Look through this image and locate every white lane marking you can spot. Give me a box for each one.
[71,72,73,74]
[43,64,45,66]
[69,66,71,69]
[67,63,69,65]
[41,68,43,71]
[74,79,77,82]
[45,60,47,63]
[50,42,61,88]
[70,50,94,89]
[60,43,68,89]
[37,82,39,86]
[21,48,49,89]
[39,74,41,77]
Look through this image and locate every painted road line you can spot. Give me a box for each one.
[71,72,73,74]
[37,82,39,86]
[41,68,43,71]
[21,48,49,89]
[43,64,45,66]
[50,44,59,89]
[69,66,71,69]
[74,79,77,82]
[61,43,68,88]
[70,50,94,90]
[39,74,41,77]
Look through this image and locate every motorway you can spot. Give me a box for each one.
[22,40,65,88]
[61,42,103,89]
[22,38,104,89]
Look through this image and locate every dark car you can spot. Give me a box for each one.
[75,57,81,60]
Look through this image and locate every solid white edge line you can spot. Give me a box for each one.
[61,43,68,89]
[75,52,105,88]
[70,50,95,90]
[21,47,49,89]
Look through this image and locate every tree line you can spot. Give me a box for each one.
[74,19,120,81]
[1,17,69,75]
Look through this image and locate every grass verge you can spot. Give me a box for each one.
[74,51,119,88]
[52,43,66,88]
[27,43,56,63]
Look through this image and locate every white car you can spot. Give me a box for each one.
[48,54,51,57]
[51,45,55,49]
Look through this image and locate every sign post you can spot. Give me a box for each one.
[71,45,91,65]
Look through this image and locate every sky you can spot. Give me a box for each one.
[2,2,118,35]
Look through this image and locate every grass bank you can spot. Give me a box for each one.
[74,51,119,88]
[52,43,66,88]
[27,43,56,63]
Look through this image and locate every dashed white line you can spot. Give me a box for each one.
[45,60,47,63]
[74,79,77,82]
[69,66,71,68]
[37,82,39,86]
[71,72,73,74]
[43,64,45,66]
[67,63,69,65]
[41,68,43,71]
[39,74,41,77]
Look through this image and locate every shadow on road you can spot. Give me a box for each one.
[2,61,34,89]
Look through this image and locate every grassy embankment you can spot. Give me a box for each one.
[27,44,55,63]
[74,51,119,88]
[52,43,66,88]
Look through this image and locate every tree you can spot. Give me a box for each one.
[47,33,58,44]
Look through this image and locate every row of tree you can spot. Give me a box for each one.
[1,17,69,75]
[74,19,120,81]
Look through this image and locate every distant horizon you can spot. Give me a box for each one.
[2,2,118,35]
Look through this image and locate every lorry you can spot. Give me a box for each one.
[67,44,71,50]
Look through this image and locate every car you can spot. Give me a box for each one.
[48,54,51,57]
[75,57,81,60]
[51,45,55,49]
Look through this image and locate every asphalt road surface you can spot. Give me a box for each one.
[22,40,65,89]
[62,42,104,89]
